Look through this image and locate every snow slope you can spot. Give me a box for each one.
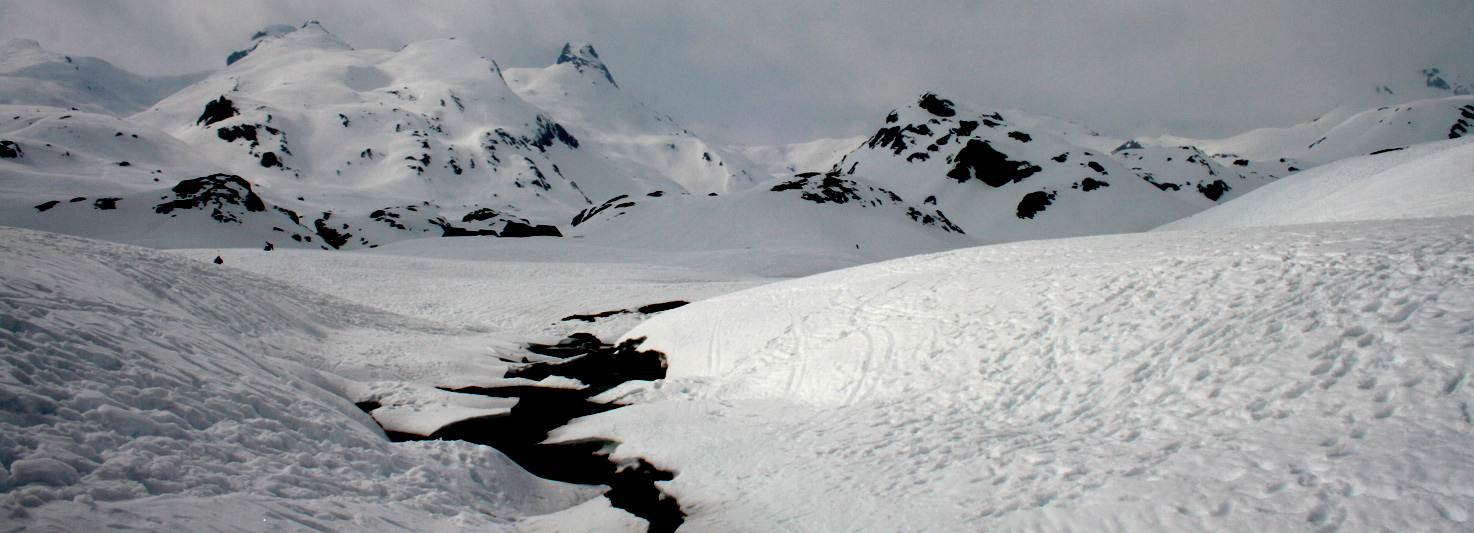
[1146,95,1474,167]
[0,39,206,116]
[1160,136,1474,231]
[0,227,599,530]
[553,215,1474,531]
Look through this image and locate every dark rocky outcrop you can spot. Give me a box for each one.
[195,96,238,127]
[154,174,266,223]
[947,140,1041,187]
[1016,190,1057,219]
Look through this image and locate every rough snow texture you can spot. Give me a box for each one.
[563,216,1474,531]
[1161,137,1474,231]
[0,227,593,530]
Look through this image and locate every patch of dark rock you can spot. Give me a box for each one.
[772,175,864,204]
[1007,131,1032,143]
[0,140,21,158]
[647,191,665,197]
[501,221,562,238]
[1052,153,1068,163]
[907,152,930,162]
[1080,178,1109,192]
[313,218,352,249]
[885,112,899,123]
[1086,161,1107,175]
[917,93,956,117]
[1197,179,1231,201]
[116,161,130,167]
[953,121,978,137]
[1142,176,1181,191]
[1368,147,1405,155]
[213,256,224,265]
[924,195,937,205]
[92,198,119,210]
[946,139,1041,187]
[217,124,259,144]
[70,197,86,203]
[1232,159,1250,166]
[354,400,381,414]
[155,174,266,223]
[196,96,238,127]
[462,208,503,223]
[260,152,283,168]
[34,200,59,212]
[1016,190,1057,219]
[263,242,274,251]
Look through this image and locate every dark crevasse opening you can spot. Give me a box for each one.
[365,333,685,532]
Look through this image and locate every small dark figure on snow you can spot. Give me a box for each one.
[213,256,224,264]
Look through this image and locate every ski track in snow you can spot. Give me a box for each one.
[562,216,1474,531]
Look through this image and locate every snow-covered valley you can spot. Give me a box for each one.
[3,19,1474,532]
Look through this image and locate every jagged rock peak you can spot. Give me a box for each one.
[556,43,617,87]
[227,21,350,66]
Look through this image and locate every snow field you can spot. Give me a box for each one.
[555,216,1474,531]
[0,227,597,530]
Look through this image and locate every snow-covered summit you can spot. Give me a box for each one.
[555,43,617,87]
[226,21,352,66]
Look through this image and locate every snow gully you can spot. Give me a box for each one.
[363,333,685,532]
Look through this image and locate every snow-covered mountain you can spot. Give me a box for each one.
[809,93,1203,242]
[0,38,207,116]
[0,24,768,251]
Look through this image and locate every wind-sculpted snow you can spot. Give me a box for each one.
[0,227,593,530]
[553,216,1474,531]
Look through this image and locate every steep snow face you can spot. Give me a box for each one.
[504,44,759,197]
[0,39,206,116]
[572,216,1474,531]
[827,93,1199,243]
[1159,136,1474,231]
[0,227,594,530]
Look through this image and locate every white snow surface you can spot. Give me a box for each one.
[0,226,599,530]
[553,215,1474,531]
[1160,136,1474,231]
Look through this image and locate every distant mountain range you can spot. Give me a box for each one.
[2,22,1470,254]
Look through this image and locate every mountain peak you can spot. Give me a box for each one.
[556,43,617,87]
[227,21,350,66]
[0,38,66,73]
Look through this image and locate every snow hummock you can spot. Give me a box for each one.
[551,215,1474,531]
[0,227,595,530]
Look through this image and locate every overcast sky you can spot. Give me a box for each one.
[2,0,1470,146]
